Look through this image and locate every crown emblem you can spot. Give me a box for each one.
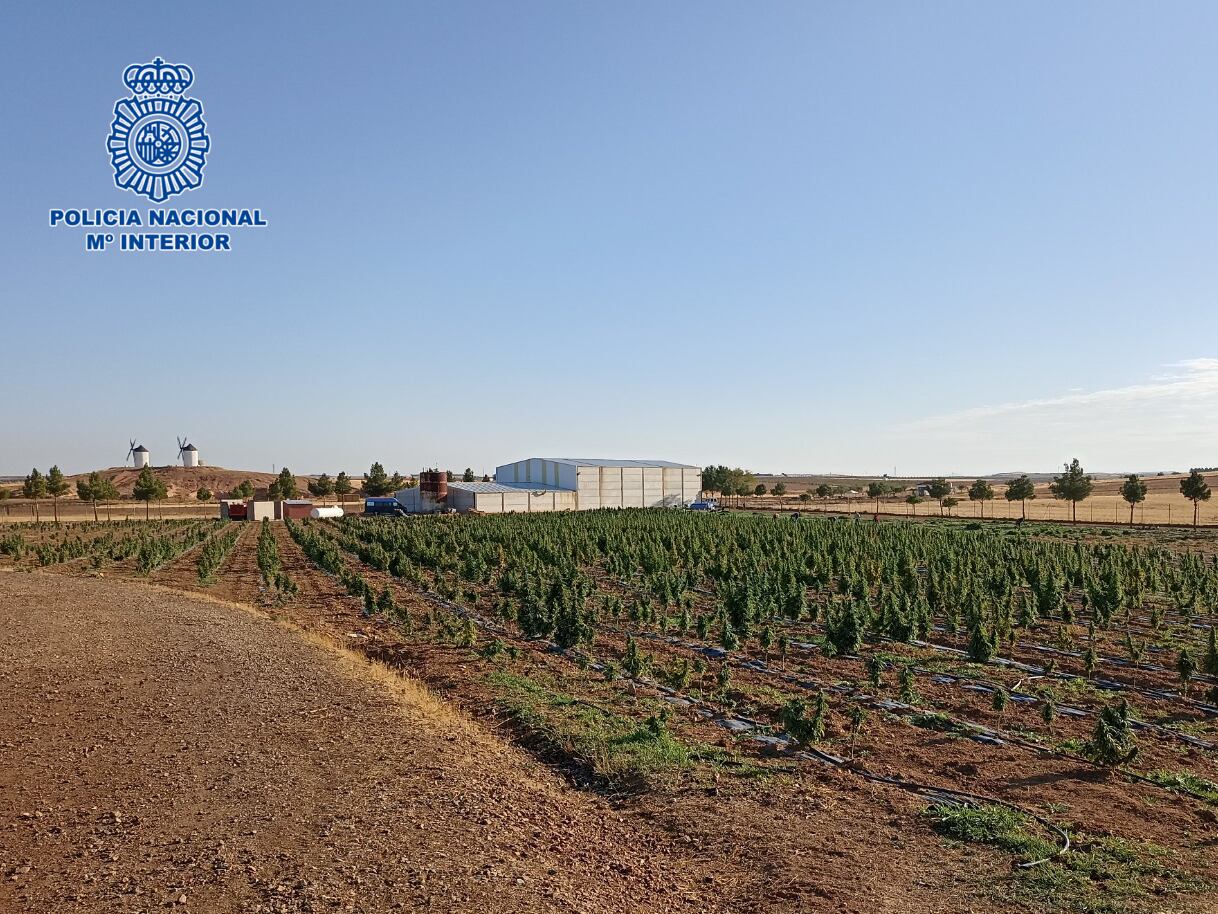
[122,57,194,96]
[109,57,209,202]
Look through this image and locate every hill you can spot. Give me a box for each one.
[76,466,287,499]
[0,466,332,501]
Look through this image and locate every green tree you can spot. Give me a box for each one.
[758,625,775,661]
[334,471,352,505]
[45,465,69,524]
[1180,469,1212,527]
[76,472,119,522]
[132,466,167,519]
[268,467,298,500]
[196,486,212,502]
[941,496,959,514]
[927,478,952,515]
[771,481,787,497]
[866,655,884,689]
[1204,628,1218,678]
[390,471,405,490]
[308,473,334,502]
[1082,643,1097,679]
[1049,458,1093,523]
[719,615,740,652]
[22,468,47,522]
[1041,696,1057,732]
[867,481,886,513]
[1177,647,1197,694]
[967,479,994,518]
[899,665,918,704]
[231,478,255,499]
[991,686,1009,726]
[716,662,732,695]
[781,693,828,745]
[701,466,757,502]
[700,465,728,494]
[905,493,923,514]
[1004,475,1036,519]
[815,483,833,499]
[847,703,868,759]
[825,601,864,655]
[968,621,995,663]
[1119,474,1147,525]
[622,635,647,679]
[1085,699,1138,767]
[462,467,475,482]
[364,462,392,497]
[753,483,767,497]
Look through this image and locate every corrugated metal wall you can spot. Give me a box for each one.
[493,460,702,510]
[448,488,476,512]
[395,488,421,512]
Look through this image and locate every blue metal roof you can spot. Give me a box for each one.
[530,458,699,469]
[449,481,536,494]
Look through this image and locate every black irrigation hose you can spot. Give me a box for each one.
[305,521,1209,835]
[798,744,1071,868]
[600,569,1218,713]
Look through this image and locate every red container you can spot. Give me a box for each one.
[280,501,313,520]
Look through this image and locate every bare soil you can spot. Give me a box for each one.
[0,571,990,914]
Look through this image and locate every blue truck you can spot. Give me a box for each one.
[364,497,408,517]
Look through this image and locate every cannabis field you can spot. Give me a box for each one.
[6,510,1218,913]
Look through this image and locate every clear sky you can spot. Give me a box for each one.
[3,2,1216,478]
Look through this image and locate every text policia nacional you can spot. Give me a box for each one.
[48,208,267,252]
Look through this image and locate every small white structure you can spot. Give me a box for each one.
[248,500,276,521]
[127,440,151,469]
[309,506,345,519]
[178,437,199,468]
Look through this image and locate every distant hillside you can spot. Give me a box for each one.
[0,466,345,501]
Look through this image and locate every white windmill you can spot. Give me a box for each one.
[177,436,199,468]
[127,439,150,469]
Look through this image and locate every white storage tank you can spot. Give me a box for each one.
[309,506,344,519]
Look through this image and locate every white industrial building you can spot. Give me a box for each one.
[393,458,702,514]
[396,480,579,514]
[495,458,702,509]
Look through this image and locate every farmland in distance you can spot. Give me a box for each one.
[4,509,1218,913]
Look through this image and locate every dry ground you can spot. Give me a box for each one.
[0,573,713,914]
[0,572,982,914]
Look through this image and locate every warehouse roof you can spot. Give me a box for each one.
[449,481,542,494]
[533,458,699,469]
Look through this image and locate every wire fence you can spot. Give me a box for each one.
[737,494,1218,527]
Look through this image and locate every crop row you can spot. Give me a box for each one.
[197,524,243,584]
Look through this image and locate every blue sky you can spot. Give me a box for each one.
[3,2,1217,477]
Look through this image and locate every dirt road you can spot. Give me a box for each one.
[0,573,714,914]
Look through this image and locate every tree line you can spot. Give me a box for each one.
[702,459,1215,527]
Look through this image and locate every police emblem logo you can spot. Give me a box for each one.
[107,58,210,203]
